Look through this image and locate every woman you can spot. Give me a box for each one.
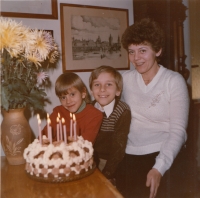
[117,18,189,198]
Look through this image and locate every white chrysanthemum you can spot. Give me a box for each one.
[30,29,53,61]
[37,71,48,85]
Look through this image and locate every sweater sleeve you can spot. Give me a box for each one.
[102,109,131,179]
[81,108,103,144]
[153,73,189,175]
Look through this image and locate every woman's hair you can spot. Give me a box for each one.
[55,72,91,103]
[121,18,165,56]
[89,65,123,92]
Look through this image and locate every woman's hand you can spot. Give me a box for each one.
[146,168,162,198]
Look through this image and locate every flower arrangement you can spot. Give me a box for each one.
[0,17,59,112]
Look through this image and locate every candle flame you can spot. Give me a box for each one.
[47,113,49,118]
[57,117,59,122]
[70,113,72,118]
[62,118,65,124]
[73,114,76,121]
[58,113,60,118]
[48,118,51,124]
[38,118,41,124]
[37,114,40,120]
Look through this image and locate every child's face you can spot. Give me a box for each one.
[91,72,121,107]
[59,87,86,113]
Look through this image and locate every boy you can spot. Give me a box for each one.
[89,65,131,184]
[42,72,103,143]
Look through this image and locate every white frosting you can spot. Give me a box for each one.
[23,135,94,178]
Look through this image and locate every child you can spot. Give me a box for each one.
[42,72,103,144]
[89,65,131,183]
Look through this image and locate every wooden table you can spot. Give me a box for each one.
[1,157,123,198]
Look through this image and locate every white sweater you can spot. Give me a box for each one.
[122,65,189,175]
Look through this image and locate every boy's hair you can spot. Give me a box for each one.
[89,65,123,92]
[55,72,91,103]
[121,18,165,57]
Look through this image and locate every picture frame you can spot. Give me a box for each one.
[60,3,129,72]
[1,0,58,19]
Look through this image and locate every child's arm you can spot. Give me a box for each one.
[102,109,131,179]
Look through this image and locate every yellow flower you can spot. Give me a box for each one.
[0,17,29,57]
[1,17,59,111]
[24,52,42,67]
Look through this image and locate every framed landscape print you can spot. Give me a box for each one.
[60,3,129,72]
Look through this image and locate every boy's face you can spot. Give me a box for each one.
[91,72,121,107]
[59,87,86,113]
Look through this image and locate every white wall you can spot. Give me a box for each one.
[1,0,134,156]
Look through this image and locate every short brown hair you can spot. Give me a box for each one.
[55,72,91,103]
[121,18,165,56]
[89,65,123,92]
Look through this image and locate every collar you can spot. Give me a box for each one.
[75,100,86,113]
[94,99,115,118]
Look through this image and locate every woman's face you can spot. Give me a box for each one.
[128,43,161,76]
[59,87,86,113]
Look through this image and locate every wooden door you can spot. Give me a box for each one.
[133,0,190,80]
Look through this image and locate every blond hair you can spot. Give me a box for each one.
[55,72,91,103]
[89,65,123,92]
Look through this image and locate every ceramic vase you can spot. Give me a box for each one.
[1,108,31,165]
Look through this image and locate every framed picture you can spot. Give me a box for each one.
[1,0,58,19]
[60,3,129,72]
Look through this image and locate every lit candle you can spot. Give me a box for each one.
[48,118,52,144]
[73,114,76,140]
[58,113,63,141]
[62,118,67,144]
[37,114,42,144]
[70,113,73,137]
[56,117,60,141]
[47,113,50,139]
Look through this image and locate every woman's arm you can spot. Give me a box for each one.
[153,73,189,175]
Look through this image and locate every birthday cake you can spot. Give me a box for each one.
[23,135,95,183]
